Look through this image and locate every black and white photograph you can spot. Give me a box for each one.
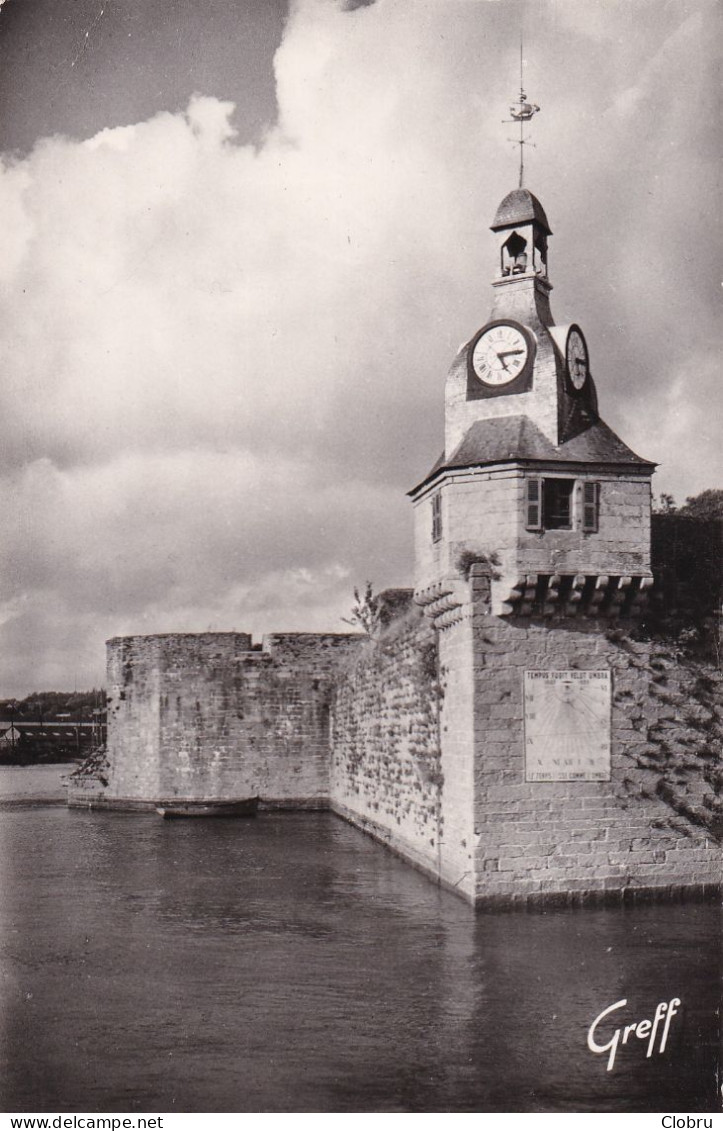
[0,0,720,1117]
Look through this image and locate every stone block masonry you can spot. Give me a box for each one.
[327,573,721,907]
[68,631,363,811]
[70,590,721,910]
[457,569,721,907]
[331,599,443,878]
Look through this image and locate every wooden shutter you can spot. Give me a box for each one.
[432,493,442,542]
[526,477,542,530]
[582,481,600,532]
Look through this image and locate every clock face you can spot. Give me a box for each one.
[566,328,588,390]
[472,323,529,386]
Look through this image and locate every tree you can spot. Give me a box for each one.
[341,582,379,635]
[678,489,723,520]
[653,493,677,515]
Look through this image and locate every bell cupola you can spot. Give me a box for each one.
[489,187,554,331]
[493,187,550,280]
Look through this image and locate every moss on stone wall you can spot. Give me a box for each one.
[331,601,442,864]
[611,637,722,838]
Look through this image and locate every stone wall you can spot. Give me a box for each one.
[68,631,362,810]
[413,467,651,600]
[445,568,721,907]
[330,600,443,876]
[328,574,720,907]
[516,472,651,577]
[413,468,519,592]
[69,584,720,910]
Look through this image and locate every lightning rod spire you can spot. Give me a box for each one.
[505,33,540,188]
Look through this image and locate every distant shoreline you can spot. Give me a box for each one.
[0,798,68,808]
[0,763,74,804]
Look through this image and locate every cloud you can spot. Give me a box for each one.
[0,0,719,694]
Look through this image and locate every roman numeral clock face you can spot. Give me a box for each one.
[566,327,589,390]
[472,323,529,386]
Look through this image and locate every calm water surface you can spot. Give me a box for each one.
[0,808,720,1112]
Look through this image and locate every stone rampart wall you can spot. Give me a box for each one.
[330,605,443,875]
[456,573,721,906]
[69,631,362,809]
[68,590,720,910]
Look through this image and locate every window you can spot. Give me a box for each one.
[543,479,574,530]
[431,492,442,542]
[525,478,600,532]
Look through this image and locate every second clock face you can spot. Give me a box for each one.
[566,328,589,390]
[472,323,529,386]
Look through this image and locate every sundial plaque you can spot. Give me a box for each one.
[524,670,611,782]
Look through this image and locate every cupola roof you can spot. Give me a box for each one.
[491,188,551,235]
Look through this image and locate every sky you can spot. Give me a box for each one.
[0,0,720,696]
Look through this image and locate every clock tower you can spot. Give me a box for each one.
[410,182,655,621]
[402,76,663,904]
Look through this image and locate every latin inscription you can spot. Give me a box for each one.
[524,670,611,782]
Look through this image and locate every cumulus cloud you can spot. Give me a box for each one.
[0,0,719,694]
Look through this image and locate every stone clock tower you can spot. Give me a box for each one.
[407,162,668,904]
[410,185,655,622]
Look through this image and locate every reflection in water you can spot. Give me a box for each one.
[0,810,719,1112]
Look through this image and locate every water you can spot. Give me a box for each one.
[0,808,720,1113]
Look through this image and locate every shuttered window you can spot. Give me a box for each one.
[432,492,442,542]
[525,477,600,531]
[526,478,542,530]
[582,481,600,533]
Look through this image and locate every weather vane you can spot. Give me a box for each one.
[504,36,540,188]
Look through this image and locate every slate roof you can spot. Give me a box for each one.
[410,416,655,495]
[491,188,552,235]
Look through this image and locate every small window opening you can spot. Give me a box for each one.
[501,232,528,277]
[431,492,442,543]
[543,479,574,530]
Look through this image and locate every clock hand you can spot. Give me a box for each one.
[494,348,524,372]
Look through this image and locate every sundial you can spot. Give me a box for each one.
[524,671,611,782]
